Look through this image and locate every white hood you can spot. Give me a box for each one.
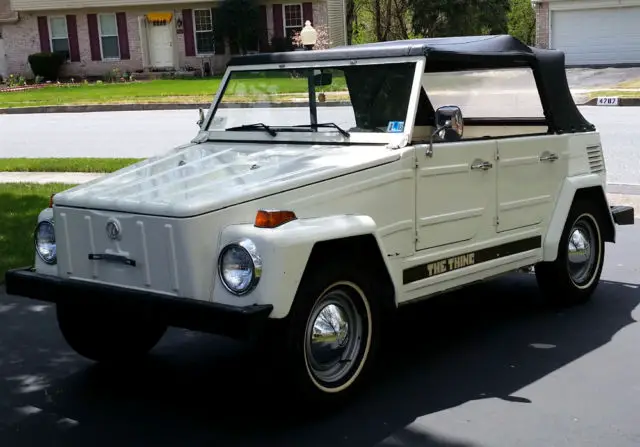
[53,141,400,217]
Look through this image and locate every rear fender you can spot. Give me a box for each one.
[543,174,615,262]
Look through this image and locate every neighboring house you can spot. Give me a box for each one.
[533,0,640,66]
[1,0,347,78]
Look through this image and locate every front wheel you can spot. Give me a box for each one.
[56,301,167,363]
[535,199,606,306]
[280,261,384,407]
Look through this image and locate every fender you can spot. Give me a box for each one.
[543,174,615,262]
[214,214,390,318]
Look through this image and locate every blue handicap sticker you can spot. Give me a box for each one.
[387,121,405,133]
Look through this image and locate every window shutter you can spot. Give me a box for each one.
[182,9,195,56]
[272,4,283,38]
[37,16,50,52]
[302,3,313,24]
[211,8,225,54]
[87,14,101,61]
[258,5,268,52]
[116,12,130,60]
[66,15,80,62]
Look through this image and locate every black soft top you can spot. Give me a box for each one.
[228,35,595,134]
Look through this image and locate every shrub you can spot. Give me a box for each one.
[270,36,292,52]
[27,52,65,81]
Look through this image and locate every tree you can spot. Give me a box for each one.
[408,0,511,38]
[214,0,261,55]
[508,0,536,45]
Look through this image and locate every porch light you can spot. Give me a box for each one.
[300,20,317,50]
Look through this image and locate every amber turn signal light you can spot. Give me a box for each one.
[254,210,297,228]
[49,194,56,208]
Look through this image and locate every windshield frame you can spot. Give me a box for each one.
[199,55,426,146]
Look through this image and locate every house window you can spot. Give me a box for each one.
[283,4,303,38]
[193,9,214,54]
[98,13,120,59]
[49,16,70,60]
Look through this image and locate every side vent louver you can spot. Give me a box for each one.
[586,145,605,174]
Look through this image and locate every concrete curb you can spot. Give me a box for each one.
[0,172,103,184]
[580,97,640,107]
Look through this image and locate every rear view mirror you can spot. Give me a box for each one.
[197,108,205,127]
[314,72,333,86]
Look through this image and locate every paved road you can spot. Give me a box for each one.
[0,106,639,186]
[0,222,639,446]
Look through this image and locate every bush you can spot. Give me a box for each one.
[270,36,292,52]
[27,52,65,81]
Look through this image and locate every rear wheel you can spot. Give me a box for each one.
[535,198,606,306]
[56,301,167,363]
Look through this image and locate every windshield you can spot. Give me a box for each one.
[205,62,417,139]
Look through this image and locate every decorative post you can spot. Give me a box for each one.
[300,20,317,50]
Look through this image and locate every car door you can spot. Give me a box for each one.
[496,134,568,233]
[415,139,498,251]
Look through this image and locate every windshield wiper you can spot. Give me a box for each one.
[226,123,277,137]
[291,122,350,138]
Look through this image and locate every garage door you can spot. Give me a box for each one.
[551,7,640,65]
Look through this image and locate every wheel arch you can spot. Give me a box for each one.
[543,176,615,262]
[299,234,397,314]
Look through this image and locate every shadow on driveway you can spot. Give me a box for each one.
[0,273,638,447]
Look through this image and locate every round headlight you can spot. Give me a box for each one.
[34,220,56,265]
[218,239,262,295]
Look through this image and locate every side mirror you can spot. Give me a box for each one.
[434,106,464,141]
[425,106,463,157]
[197,108,205,127]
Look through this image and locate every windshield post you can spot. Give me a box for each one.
[307,70,318,128]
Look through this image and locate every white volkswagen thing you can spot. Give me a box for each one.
[5,35,635,405]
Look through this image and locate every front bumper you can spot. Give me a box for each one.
[4,267,273,341]
[610,205,635,225]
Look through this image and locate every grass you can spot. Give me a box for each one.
[0,158,142,173]
[0,183,75,283]
[0,76,349,109]
[588,89,640,99]
[587,77,640,99]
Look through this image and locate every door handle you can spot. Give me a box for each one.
[540,152,559,162]
[470,160,493,170]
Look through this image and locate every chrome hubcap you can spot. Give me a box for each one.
[567,218,597,285]
[305,288,363,385]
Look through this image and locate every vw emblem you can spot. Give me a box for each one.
[105,219,121,240]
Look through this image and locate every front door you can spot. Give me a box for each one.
[496,135,568,232]
[415,139,498,251]
[148,23,174,68]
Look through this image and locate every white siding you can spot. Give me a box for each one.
[326,0,345,47]
[551,7,640,65]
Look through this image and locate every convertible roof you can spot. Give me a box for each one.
[227,35,595,134]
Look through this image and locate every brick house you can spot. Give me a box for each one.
[533,0,640,66]
[0,0,347,79]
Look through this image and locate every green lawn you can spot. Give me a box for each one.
[0,158,142,173]
[588,89,640,99]
[0,76,348,109]
[0,183,75,283]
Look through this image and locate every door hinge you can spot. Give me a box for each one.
[494,216,500,226]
